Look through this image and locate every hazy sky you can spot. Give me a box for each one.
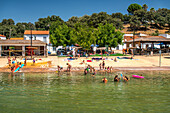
[1,0,169,23]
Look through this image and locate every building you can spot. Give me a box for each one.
[0,34,6,40]
[125,36,170,55]
[159,34,170,38]
[113,33,148,50]
[24,30,55,54]
[0,40,47,57]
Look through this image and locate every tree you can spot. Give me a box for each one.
[35,15,64,30]
[127,3,142,14]
[150,8,155,12]
[66,16,79,27]
[95,23,124,48]
[73,23,96,49]
[142,4,148,11]
[129,15,141,31]
[50,21,75,47]
[134,9,148,30]
[111,13,123,20]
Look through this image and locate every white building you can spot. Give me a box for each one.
[159,34,170,38]
[24,30,56,54]
[0,34,6,40]
[113,33,148,50]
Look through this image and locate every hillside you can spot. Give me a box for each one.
[122,24,169,35]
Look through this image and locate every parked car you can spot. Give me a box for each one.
[57,48,65,55]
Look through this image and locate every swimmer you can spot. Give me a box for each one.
[114,75,120,82]
[102,77,108,83]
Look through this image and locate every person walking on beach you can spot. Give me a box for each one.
[102,61,105,70]
[66,63,71,72]
[99,63,101,70]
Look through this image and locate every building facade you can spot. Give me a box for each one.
[0,40,47,57]
[0,34,6,40]
[24,30,56,54]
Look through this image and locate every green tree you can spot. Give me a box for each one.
[35,15,64,30]
[73,23,96,49]
[134,9,148,30]
[96,23,123,48]
[50,21,75,47]
[150,8,155,12]
[142,4,148,11]
[127,3,142,14]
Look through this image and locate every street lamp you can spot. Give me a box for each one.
[29,22,33,59]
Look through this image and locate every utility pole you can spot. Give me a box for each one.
[9,28,12,39]
[29,22,33,59]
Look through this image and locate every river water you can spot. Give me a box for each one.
[0,71,169,113]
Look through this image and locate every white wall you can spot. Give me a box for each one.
[0,36,6,40]
[24,34,57,53]
[159,34,170,38]
[24,34,49,44]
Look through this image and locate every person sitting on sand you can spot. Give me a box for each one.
[114,75,120,82]
[66,63,71,72]
[114,57,117,62]
[102,77,108,83]
[80,60,85,65]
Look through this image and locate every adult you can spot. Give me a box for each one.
[114,75,120,82]
[102,61,105,69]
[66,63,71,72]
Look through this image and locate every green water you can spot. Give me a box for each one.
[0,71,169,113]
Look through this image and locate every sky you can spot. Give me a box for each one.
[0,0,170,24]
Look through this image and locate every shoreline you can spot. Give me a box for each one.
[1,66,170,73]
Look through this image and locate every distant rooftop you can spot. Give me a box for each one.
[24,30,49,35]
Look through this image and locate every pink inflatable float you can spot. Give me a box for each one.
[132,75,144,79]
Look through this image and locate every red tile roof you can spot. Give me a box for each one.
[0,34,6,37]
[24,30,49,35]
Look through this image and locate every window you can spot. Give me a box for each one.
[29,37,32,40]
[43,37,46,43]
[53,47,56,51]
[34,36,36,40]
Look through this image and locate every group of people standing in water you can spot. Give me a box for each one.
[102,74,129,83]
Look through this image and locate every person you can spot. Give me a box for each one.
[18,62,22,71]
[91,69,96,76]
[102,77,108,83]
[123,75,129,82]
[80,60,85,65]
[99,63,101,70]
[11,66,15,73]
[57,65,63,72]
[33,58,35,64]
[102,61,105,70]
[84,68,88,75]
[114,58,117,62]
[66,63,71,72]
[24,56,27,66]
[114,75,120,82]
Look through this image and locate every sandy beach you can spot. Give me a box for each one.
[0,55,170,72]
